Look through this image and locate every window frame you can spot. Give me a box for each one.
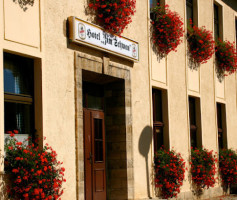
[216,103,227,150]
[214,4,220,40]
[213,2,223,41]
[186,0,194,28]
[186,0,198,29]
[3,53,35,137]
[188,97,197,148]
[152,89,164,151]
[149,0,164,20]
[4,93,33,104]
[188,96,202,149]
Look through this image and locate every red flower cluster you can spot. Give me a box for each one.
[154,148,186,199]
[190,148,217,190]
[151,4,184,58]
[219,149,237,188]
[6,129,19,137]
[215,39,237,76]
[88,0,136,35]
[187,22,215,66]
[4,133,66,200]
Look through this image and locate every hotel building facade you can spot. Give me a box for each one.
[0,0,237,199]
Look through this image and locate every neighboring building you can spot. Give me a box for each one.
[0,0,237,199]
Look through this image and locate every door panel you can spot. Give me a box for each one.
[94,169,105,192]
[84,109,106,200]
[84,109,92,200]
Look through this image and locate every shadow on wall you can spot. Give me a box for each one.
[138,126,153,199]
[12,0,34,11]
[149,25,163,62]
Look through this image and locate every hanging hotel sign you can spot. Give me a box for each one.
[68,16,139,61]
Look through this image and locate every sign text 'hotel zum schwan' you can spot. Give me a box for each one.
[68,17,139,61]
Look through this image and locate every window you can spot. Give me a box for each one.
[214,3,223,41]
[186,0,193,28]
[214,4,219,40]
[217,103,227,150]
[150,0,162,20]
[189,97,197,148]
[152,89,169,151]
[186,0,198,29]
[150,0,160,10]
[4,53,35,141]
[188,97,202,149]
[83,81,104,110]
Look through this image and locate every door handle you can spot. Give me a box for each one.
[88,152,93,164]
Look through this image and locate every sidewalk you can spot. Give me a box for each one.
[206,195,237,200]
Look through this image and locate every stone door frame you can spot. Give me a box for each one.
[74,52,134,200]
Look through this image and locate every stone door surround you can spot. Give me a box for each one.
[74,52,134,200]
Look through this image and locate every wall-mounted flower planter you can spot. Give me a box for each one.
[187,24,215,69]
[88,0,136,35]
[215,39,237,78]
[150,4,184,59]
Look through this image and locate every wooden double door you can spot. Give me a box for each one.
[84,108,106,200]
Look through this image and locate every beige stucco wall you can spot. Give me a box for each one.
[150,0,237,198]
[0,0,236,199]
[4,0,40,48]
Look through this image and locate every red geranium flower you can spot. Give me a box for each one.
[4,136,66,200]
[219,149,237,189]
[88,0,136,35]
[151,4,184,58]
[187,23,215,67]
[190,148,217,192]
[154,148,186,199]
[215,39,237,78]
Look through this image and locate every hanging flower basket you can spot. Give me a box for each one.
[187,23,215,68]
[4,132,66,200]
[215,39,237,78]
[88,0,136,35]
[154,148,186,199]
[190,148,217,195]
[219,149,237,191]
[151,4,184,58]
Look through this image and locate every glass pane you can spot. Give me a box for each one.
[94,118,103,162]
[217,104,222,129]
[94,119,103,139]
[214,22,219,41]
[150,0,159,9]
[214,5,219,21]
[218,131,223,149]
[150,0,160,19]
[186,1,193,27]
[214,4,219,40]
[190,130,197,148]
[4,53,34,96]
[95,141,103,162]
[87,95,103,110]
[83,82,104,110]
[154,126,163,151]
[4,102,34,135]
[189,97,196,125]
[153,90,163,122]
